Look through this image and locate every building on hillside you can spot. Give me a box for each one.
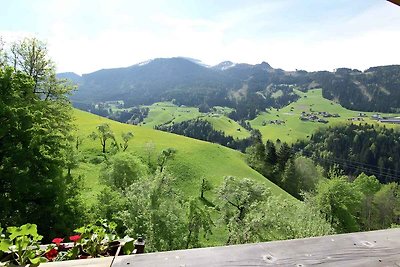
[379,118,400,124]
[372,114,382,120]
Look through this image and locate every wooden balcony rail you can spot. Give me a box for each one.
[44,228,400,267]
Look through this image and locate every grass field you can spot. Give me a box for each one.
[73,109,292,245]
[250,89,400,143]
[140,102,250,139]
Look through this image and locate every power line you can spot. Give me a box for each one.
[293,148,400,181]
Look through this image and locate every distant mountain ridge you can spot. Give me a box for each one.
[61,58,400,116]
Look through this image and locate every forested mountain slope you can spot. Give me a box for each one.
[61,59,400,117]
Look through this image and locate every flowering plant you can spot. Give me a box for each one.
[0,224,48,266]
[72,220,119,258]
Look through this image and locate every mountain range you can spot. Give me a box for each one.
[58,57,400,118]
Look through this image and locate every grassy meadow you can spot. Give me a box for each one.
[73,109,292,245]
[140,102,250,139]
[250,89,400,143]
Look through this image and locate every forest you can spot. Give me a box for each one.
[295,124,400,184]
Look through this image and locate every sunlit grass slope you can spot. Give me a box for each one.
[140,102,250,139]
[250,89,400,143]
[73,109,290,204]
[74,109,293,245]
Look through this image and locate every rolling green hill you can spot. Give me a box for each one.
[140,102,250,139]
[250,89,400,143]
[73,108,290,203]
[73,109,292,245]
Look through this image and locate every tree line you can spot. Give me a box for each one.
[245,136,400,234]
[155,119,253,152]
[295,123,400,184]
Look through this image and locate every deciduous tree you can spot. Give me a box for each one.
[89,123,115,153]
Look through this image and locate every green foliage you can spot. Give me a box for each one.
[117,172,188,252]
[311,177,363,233]
[353,173,381,197]
[120,131,134,151]
[353,173,381,230]
[157,148,176,173]
[293,156,324,194]
[0,38,83,241]
[73,220,119,258]
[0,224,47,266]
[298,123,400,184]
[185,199,214,248]
[71,108,293,246]
[216,177,333,245]
[200,178,213,199]
[229,196,334,244]
[218,176,268,222]
[280,159,300,198]
[100,152,149,192]
[372,183,400,229]
[89,123,116,153]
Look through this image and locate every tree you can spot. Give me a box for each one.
[117,172,188,252]
[200,178,212,199]
[218,176,268,222]
[312,177,362,233]
[185,198,214,248]
[0,38,6,67]
[9,37,52,91]
[372,183,400,229]
[280,159,300,198]
[265,140,277,165]
[353,173,381,230]
[0,38,82,240]
[120,131,133,151]
[276,142,292,172]
[101,152,149,192]
[158,148,176,172]
[293,156,323,194]
[229,196,334,244]
[89,123,115,153]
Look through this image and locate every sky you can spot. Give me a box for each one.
[1,0,399,74]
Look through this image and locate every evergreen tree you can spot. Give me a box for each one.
[281,159,300,198]
[277,142,292,172]
[265,140,277,165]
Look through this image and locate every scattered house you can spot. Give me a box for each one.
[358,113,367,117]
[332,113,340,117]
[269,120,285,125]
[379,118,400,124]
[349,117,364,122]
[372,114,382,120]
[300,116,309,121]
[300,112,330,124]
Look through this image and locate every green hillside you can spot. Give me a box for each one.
[250,89,400,143]
[73,109,292,245]
[140,102,250,139]
[73,108,290,202]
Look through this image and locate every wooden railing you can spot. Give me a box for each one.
[44,228,400,266]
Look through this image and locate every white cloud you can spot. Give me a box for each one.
[1,0,399,74]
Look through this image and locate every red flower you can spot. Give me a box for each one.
[69,235,81,242]
[52,237,64,246]
[45,248,58,261]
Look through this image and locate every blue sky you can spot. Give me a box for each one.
[1,0,399,74]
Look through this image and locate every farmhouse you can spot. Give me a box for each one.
[379,118,400,124]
